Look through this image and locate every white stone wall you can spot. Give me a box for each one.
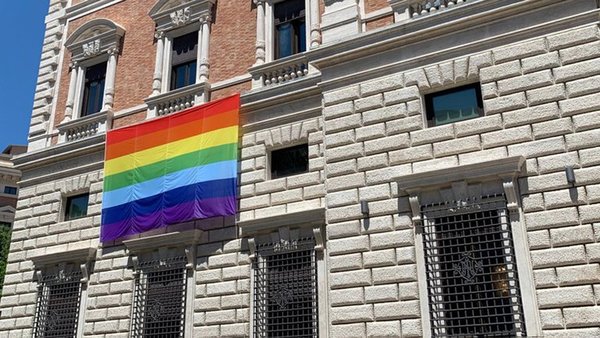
[239,117,326,221]
[28,0,69,151]
[321,23,600,337]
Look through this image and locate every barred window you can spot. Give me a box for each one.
[132,255,187,337]
[421,194,526,337]
[33,267,83,337]
[253,237,318,338]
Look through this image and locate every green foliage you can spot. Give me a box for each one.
[0,224,12,297]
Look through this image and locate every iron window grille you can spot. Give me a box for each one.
[421,194,526,337]
[132,255,188,337]
[33,268,83,337]
[253,237,318,338]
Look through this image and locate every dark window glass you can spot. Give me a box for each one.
[425,83,483,127]
[64,193,89,221]
[254,238,318,338]
[3,186,17,195]
[81,62,107,117]
[422,196,526,337]
[170,32,198,90]
[271,144,308,179]
[274,0,306,59]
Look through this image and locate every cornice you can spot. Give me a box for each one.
[30,247,97,267]
[13,134,105,172]
[308,0,596,90]
[397,156,526,194]
[239,208,326,237]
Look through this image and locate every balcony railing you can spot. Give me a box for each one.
[57,111,109,143]
[390,0,472,21]
[249,54,312,89]
[145,82,209,118]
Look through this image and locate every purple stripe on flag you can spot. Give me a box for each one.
[100,196,236,242]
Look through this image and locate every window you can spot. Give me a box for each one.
[253,237,318,337]
[3,186,17,195]
[424,83,483,127]
[81,62,107,117]
[33,266,83,337]
[270,144,309,179]
[170,32,198,90]
[132,255,187,337]
[63,19,123,123]
[64,193,89,221]
[421,194,526,337]
[274,0,306,59]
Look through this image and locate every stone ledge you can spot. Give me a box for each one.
[123,229,203,254]
[397,155,525,193]
[238,208,325,236]
[30,247,96,267]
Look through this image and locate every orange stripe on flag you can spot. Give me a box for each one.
[106,94,240,146]
[106,109,238,160]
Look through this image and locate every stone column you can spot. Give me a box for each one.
[309,0,322,47]
[152,31,165,95]
[321,0,361,43]
[64,61,79,122]
[254,0,266,65]
[103,47,118,111]
[197,15,211,83]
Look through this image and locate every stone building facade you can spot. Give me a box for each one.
[1,0,600,337]
[0,146,25,228]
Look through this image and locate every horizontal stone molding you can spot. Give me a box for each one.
[398,155,526,193]
[123,229,203,254]
[239,207,325,236]
[30,247,97,268]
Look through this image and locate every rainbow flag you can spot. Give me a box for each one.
[100,94,239,242]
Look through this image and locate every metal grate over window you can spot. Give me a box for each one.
[33,269,83,337]
[132,256,187,337]
[253,237,318,338]
[421,194,526,337]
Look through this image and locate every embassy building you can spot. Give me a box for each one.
[1,0,600,336]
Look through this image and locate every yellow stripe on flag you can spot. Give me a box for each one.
[104,126,238,176]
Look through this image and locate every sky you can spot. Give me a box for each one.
[0,1,49,150]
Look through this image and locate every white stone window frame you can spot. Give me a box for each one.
[149,0,215,96]
[397,156,542,337]
[123,230,202,337]
[63,19,124,122]
[254,0,321,65]
[240,208,328,338]
[30,247,97,338]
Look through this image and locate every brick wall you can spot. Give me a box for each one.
[53,0,156,130]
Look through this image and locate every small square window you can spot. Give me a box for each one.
[270,144,308,179]
[3,186,17,195]
[64,193,89,221]
[425,83,483,127]
[274,0,306,59]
